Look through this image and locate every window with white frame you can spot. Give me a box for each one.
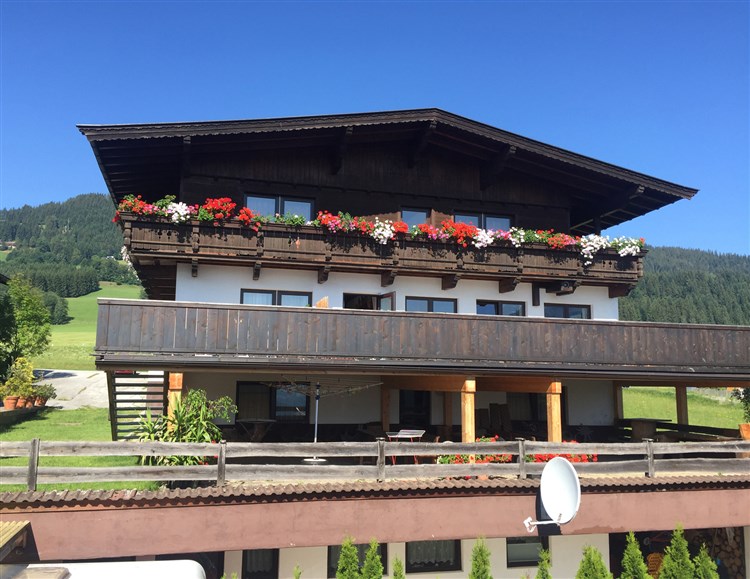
[405,540,461,573]
[245,194,313,221]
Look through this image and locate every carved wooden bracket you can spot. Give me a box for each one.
[381,269,396,287]
[498,277,520,294]
[191,258,198,278]
[442,273,461,290]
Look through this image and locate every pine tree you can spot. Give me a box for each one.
[575,545,613,579]
[361,539,383,579]
[535,548,552,579]
[391,557,405,579]
[620,532,649,579]
[658,526,694,579]
[336,536,361,579]
[469,537,493,579]
[692,544,719,579]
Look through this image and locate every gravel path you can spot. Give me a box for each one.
[35,369,109,409]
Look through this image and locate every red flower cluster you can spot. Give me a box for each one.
[437,434,512,465]
[546,232,580,250]
[441,219,478,248]
[112,195,163,222]
[527,440,598,463]
[199,197,236,225]
[351,216,375,234]
[392,221,409,234]
[237,207,264,231]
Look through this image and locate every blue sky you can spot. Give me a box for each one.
[1,1,748,254]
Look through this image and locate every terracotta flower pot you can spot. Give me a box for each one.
[16,396,27,409]
[34,397,47,407]
[25,399,34,408]
[3,396,19,410]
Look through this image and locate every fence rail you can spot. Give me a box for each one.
[1,439,748,491]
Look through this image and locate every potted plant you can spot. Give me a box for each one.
[33,383,56,407]
[1,382,18,410]
[731,387,750,441]
[3,357,35,409]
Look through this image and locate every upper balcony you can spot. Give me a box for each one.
[119,213,644,299]
[95,298,750,385]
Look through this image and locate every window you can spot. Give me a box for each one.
[543,303,591,319]
[327,543,388,578]
[237,382,309,423]
[401,208,429,228]
[405,297,457,313]
[241,290,312,307]
[343,292,395,311]
[476,300,525,316]
[455,212,511,231]
[245,194,313,221]
[506,536,549,567]
[405,540,461,573]
[243,548,279,579]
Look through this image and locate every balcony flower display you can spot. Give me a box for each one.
[526,440,598,463]
[437,435,513,465]
[114,195,645,264]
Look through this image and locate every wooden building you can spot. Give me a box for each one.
[62,109,750,577]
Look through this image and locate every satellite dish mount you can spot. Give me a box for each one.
[523,456,581,533]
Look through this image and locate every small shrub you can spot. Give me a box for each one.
[361,539,383,579]
[392,557,405,579]
[535,548,552,579]
[692,543,718,579]
[658,526,694,579]
[293,564,303,579]
[620,531,649,579]
[575,545,612,579]
[469,537,493,579]
[3,357,34,398]
[336,536,361,579]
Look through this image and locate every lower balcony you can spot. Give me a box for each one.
[95,299,750,383]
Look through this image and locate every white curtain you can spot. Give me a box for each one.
[407,540,457,567]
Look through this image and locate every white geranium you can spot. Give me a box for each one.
[611,236,643,257]
[371,218,396,245]
[472,228,495,249]
[580,234,610,265]
[168,202,194,223]
[508,227,526,248]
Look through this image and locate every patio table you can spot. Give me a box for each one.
[386,429,426,464]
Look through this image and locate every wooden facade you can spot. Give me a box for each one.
[95,299,750,384]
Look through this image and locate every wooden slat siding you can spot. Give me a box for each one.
[94,300,750,379]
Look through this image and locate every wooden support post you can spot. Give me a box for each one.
[381,386,391,433]
[546,380,563,442]
[168,372,184,425]
[27,438,40,492]
[675,385,689,425]
[461,378,476,443]
[613,381,625,420]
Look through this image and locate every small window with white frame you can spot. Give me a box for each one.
[506,536,549,567]
[240,289,312,307]
[245,194,313,221]
[543,303,591,319]
[476,300,525,316]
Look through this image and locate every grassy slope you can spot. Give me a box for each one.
[622,387,742,429]
[0,407,156,491]
[33,282,141,370]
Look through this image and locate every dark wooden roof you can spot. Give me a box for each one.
[78,108,698,233]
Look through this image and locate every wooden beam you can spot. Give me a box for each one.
[498,277,520,294]
[331,126,353,175]
[477,376,557,393]
[382,375,466,392]
[380,269,396,287]
[167,372,184,425]
[675,385,689,425]
[480,145,516,190]
[609,284,636,298]
[381,386,391,433]
[408,120,437,168]
[546,380,562,442]
[441,273,461,290]
[461,378,476,443]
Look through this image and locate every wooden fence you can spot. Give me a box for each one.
[2,439,748,491]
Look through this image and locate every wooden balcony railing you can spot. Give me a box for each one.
[119,214,643,290]
[95,299,750,381]
[3,439,749,490]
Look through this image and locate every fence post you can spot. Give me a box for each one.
[217,440,227,486]
[27,438,40,491]
[376,437,386,482]
[645,438,655,478]
[517,438,527,480]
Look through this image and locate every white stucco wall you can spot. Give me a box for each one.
[565,380,616,426]
[175,264,619,320]
[223,534,612,578]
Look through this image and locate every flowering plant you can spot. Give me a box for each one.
[116,196,646,263]
[197,197,236,225]
[526,440,597,463]
[437,435,513,465]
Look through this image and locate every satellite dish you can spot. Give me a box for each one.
[524,457,581,533]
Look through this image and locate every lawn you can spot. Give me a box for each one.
[622,386,743,429]
[33,282,142,370]
[0,407,157,492]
